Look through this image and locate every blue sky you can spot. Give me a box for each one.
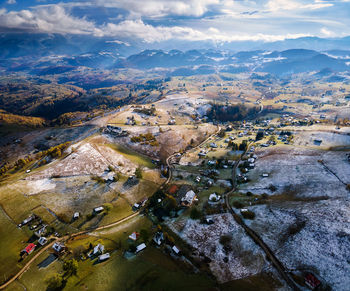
[0,0,349,43]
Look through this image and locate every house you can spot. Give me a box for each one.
[168,119,176,125]
[207,180,213,186]
[38,237,48,246]
[132,203,141,210]
[153,232,164,246]
[262,173,269,177]
[23,243,36,255]
[52,242,65,253]
[209,193,221,203]
[94,206,104,213]
[209,143,218,148]
[103,172,115,182]
[136,243,146,253]
[93,244,105,255]
[129,232,140,241]
[205,218,214,224]
[18,215,35,227]
[305,273,321,290]
[314,139,322,146]
[172,245,181,255]
[198,150,207,157]
[195,176,201,183]
[98,253,110,262]
[207,160,216,166]
[181,190,197,206]
[247,158,255,163]
[249,163,255,169]
[73,212,80,219]
[168,185,178,195]
[35,225,47,238]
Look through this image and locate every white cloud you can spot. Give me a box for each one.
[7,0,16,4]
[266,0,333,11]
[101,19,310,42]
[94,0,220,17]
[320,27,335,36]
[0,5,102,35]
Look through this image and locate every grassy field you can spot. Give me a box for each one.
[106,143,155,169]
[0,207,30,285]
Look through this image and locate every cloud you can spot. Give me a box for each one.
[0,5,102,35]
[266,0,333,11]
[94,0,220,17]
[7,0,16,4]
[101,19,310,43]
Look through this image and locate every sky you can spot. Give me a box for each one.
[0,0,349,44]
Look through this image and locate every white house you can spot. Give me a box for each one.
[94,206,104,213]
[98,253,110,262]
[209,193,221,202]
[172,246,180,255]
[52,242,64,253]
[136,243,146,253]
[38,237,48,246]
[93,244,104,255]
[181,190,197,206]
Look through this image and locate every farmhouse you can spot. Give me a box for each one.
[129,232,140,241]
[209,193,221,203]
[136,243,146,253]
[35,225,47,238]
[181,190,197,206]
[168,185,178,195]
[153,232,164,246]
[52,242,65,253]
[172,246,181,255]
[93,244,104,256]
[94,206,104,213]
[73,212,80,219]
[98,253,111,262]
[18,215,35,227]
[38,237,48,246]
[305,273,321,289]
[23,243,36,255]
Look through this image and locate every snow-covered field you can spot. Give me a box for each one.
[27,139,139,180]
[241,146,349,198]
[168,214,271,283]
[246,199,350,291]
[238,145,350,290]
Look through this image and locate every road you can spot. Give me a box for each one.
[224,146,300,291]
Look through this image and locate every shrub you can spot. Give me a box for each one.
[190,208,202,220]
[233,201,244,209]
[91,175,105,184]
[261,193,269,199]
[219,235,232,246]
[241,210,255,219]
[46,273,64,290]
[63,259,78,277]
[268,184,277,192]
[135,167,143,179]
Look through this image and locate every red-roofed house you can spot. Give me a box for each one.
[305,273,321,290]
[24,243,36,255]
[168,185,178,195]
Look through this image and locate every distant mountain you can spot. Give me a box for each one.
[0,33,349,77]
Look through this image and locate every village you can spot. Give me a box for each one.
[0,87,349,291]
